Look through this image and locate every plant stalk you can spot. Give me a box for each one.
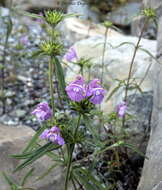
[122,18,148,128]
[48,57,55,117]
[64,114,81,190]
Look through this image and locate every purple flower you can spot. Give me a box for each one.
[86,79,105,104]
[20,35,29,45]
[40,126,65,145]
[65,76,86,102]
[116,101,127,118]
[36,12,44,23]
[64,46,78,62]
[31,102,52,121]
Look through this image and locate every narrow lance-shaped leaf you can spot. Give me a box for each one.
[73,170,96,190]
[12,8,44,19]
[139,47,161,65]
[123,143,149,159]
[36,163,59,181]
[6,16,13,40]
[77,168,107,190]
[22,124,47,153]
[53,57,66,96]
[2,172,19,189]
[93,140,124,156]
[14,142,59,172]
[106,84,122,101]
[20,168,35,187]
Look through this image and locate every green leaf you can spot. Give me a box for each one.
[123,143,149,159]
[93,141,124,156]
[22,125,47,153]
[54,57,66,96]
[6,16,13,40]
[2,172,19,189]
[83,115,100,142]
[14,143,59,172]
[139,47,161,65]
[73,168,107,190]
[78,168,107,190]
[29,50,45,59]
[12,8,44,20]
[73,170,96,190]
[35,143,64,163]
[113,41,135,49]
[20,168,34,186]
[106,84,122,101]
[36,163,59,181]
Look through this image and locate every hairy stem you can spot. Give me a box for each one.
[48,57,55,117]
[65,114,81,190]
[122,18,148,128]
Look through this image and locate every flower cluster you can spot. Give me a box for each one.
[116,101,127,118]
[66,76,106,104]
[32,102,52,121]
[40,126,65,145]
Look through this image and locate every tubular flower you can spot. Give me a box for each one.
[36,12,44,23]
[116,101,127,118]
[31,102,52,121]
[64,46,78,62]
[40,126,65,145]
[87,79,106,104]
[65,76,86,102]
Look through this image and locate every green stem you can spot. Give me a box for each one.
[48,57,55,118]
[101,27,108,85]
[64,114,82,190]
[122,18,148,128]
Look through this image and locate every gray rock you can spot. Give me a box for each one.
[137,13,162,190]
[126,92,153,153]
[0,7,9,17]
[106,2,141,26]
[5,0,69,10]
[131,15,157,39]
[152,182,162,190]
[143,0,162,11]
[15,109,27,118]
[67,0,99,22]
[0,124,64,190]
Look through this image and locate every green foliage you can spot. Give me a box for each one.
[40,41,63,56]
[142,8,156,19]
[44,11,64,27]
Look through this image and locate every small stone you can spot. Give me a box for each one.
[15,109,27,118]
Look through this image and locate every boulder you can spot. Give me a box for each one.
[143,0,162,10]
[137,14,162,190]
[131,15,157,39]
[152,182,162,190]
[67,0,99,22]
[60,17,120,46]
[5,0,70,10]
[106,1,141,26]
[0,125,64,190]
